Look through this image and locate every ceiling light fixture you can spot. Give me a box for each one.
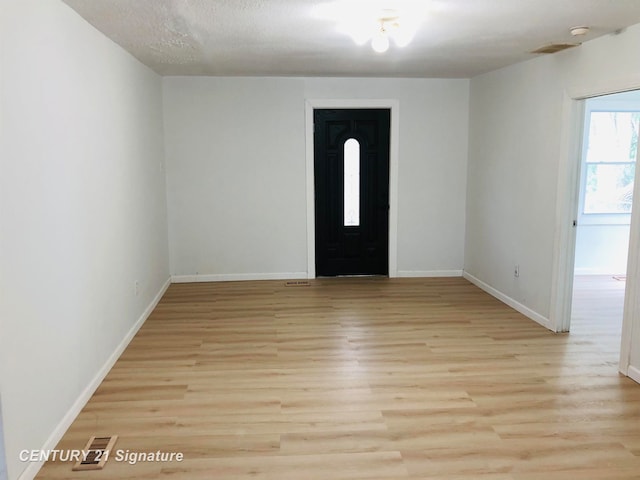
[313,2,425,54]
[370,15,407,53]
[371,21,390,53]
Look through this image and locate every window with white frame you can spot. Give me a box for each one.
[583,111,638,214]
[579,105,640,225]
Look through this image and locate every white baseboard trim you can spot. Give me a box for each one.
[171,272,308,283]
[462,271,552,331]
[397,270,463,278]
[20,277,171,480]
[628,365,640,385]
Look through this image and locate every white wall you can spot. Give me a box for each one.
[575,226,630,275]
[465,26,640,325]
[163,77,469,280]
[465,58,563,321]
[0,1,170,479]
[163,77,308,279]
[0,2,4,476]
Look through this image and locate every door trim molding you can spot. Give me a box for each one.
[549,93,584,333]
[305,99,400,278]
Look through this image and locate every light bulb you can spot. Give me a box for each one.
[371,31,389,53]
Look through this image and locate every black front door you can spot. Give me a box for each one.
[314,108,390,277]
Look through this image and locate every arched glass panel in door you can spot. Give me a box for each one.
[344,138,360,227]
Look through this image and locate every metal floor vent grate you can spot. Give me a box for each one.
[285,280,310,287]
[72,435,118,471]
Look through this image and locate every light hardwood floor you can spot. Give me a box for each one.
[36,277,640,479]
[571,274,626,340]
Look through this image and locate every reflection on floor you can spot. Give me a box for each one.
[571,274,626,356]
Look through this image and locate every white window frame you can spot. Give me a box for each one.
[578,100,640,226]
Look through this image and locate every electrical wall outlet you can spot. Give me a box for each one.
[134,280,140,296]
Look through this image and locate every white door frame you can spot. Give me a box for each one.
[550,78,640,379]
[0,393,6,480]
[623,145,640,381]
[305,99,400,278]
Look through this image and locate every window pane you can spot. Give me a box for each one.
[586,112,640,163]
[344,138,360,226]
[584,163,635,214]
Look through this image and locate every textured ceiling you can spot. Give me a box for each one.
[61,0,640,78]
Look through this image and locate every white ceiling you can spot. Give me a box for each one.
[61,0,640,78]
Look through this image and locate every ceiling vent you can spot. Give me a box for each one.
[531,43,580,54]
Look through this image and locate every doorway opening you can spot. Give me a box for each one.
[570,90,640,357]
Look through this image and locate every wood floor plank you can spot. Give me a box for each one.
[34,276,640,479]
[158,451,409,480]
